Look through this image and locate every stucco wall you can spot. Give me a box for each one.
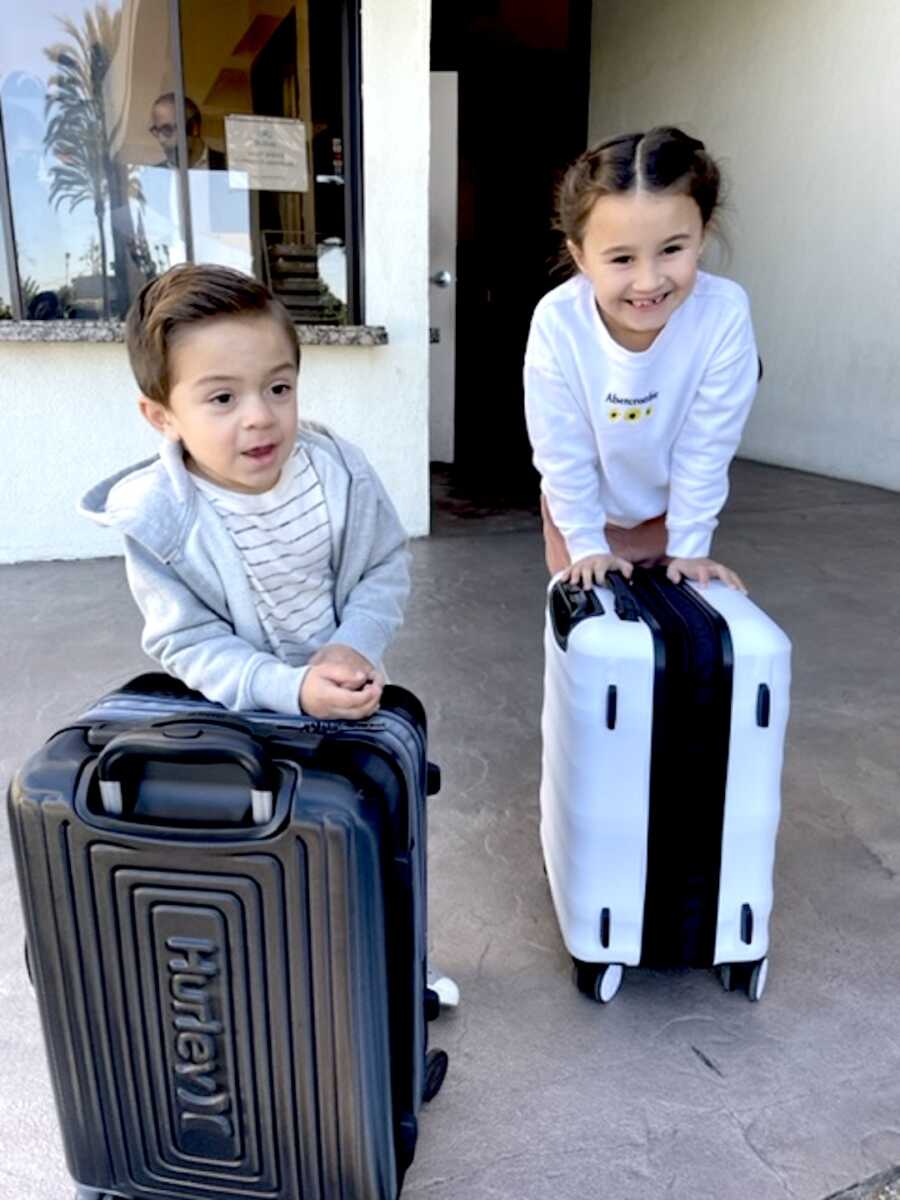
[1,0,431,563]
[589,0,900,492]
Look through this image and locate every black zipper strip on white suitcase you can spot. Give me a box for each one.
[627,572,734,968]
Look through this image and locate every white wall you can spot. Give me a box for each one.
[589,0,900,492]
[357,0,431,520]
[4,346,158,561]
[0,0,431,564]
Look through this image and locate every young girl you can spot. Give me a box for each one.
[524,126,757,591]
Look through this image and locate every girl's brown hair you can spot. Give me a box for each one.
[125,263,300,403]
[557,126,722,268]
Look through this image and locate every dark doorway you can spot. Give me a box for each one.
[431,1,592,511]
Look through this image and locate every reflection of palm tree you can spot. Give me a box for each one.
[43,3,143,319]
[80,237,102,276]
[21,276,40,309]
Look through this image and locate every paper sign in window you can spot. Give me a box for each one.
[225,115,309,193]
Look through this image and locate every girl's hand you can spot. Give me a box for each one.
[666,557,747,593]
[561,553,634,589]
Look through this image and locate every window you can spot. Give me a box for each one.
[0,0,362,325]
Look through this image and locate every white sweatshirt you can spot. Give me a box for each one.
[524,270,758,561]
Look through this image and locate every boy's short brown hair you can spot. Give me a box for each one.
[125,263,301,404]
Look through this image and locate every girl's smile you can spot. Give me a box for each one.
[626,291,672,309]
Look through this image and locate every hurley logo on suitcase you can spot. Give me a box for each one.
[164,931,236,1155]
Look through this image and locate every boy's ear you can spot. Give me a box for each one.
[139,395,179,441]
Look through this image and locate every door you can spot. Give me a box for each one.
[428,71,458,464]
[431,1,592,495]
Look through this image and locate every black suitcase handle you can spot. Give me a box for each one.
[549,580,605,650]
[96,723,275,824]
[606,570,641,622]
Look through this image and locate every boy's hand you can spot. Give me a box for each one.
[300,661,383,720]
[666,557,747,593]
[309,643,378,678]
[301,646,386,720]
[561,553,634,589]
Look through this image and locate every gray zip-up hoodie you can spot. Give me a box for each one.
[80,424,410,714]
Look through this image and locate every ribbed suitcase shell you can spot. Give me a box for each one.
[541,570,791,973]
[8,675,433,1200]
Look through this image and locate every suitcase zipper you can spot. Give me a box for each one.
[626,568,734,968]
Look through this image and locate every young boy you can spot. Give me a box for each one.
[82,263,405,720]
[80,262,459,1004]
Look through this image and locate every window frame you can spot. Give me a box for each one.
[0,104,22,320]
[0,0,365,325]
[341,0,364,325]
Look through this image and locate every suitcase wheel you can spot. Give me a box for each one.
[424,987,441,1022]
[396,1113,418,1172]
[720,957,768,1002]
[574,960,624,1004]
[422,1048,449,1102]
[745,957,768,1002]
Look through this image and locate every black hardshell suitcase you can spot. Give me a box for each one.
[8,673,446,1200]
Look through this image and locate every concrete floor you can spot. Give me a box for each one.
[1,460,899,1200]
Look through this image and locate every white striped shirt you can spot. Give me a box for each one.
[192,446,338,665]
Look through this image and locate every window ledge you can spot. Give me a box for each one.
[0,320,389,346]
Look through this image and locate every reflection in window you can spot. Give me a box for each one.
[0,2,184,320]
[0,0,358,324]
[179,0,352,323]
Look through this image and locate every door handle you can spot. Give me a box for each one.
[430,269,453,288]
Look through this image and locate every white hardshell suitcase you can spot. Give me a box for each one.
[540,567,791,1003]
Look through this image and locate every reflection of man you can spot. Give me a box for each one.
[149,94,226,169]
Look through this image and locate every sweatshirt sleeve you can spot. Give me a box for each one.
[326,462,410,666]
[665,303,759,560]
[524,311,611,560]
[123,535,308,714]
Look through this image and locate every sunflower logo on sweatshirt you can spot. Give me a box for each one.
[605,390,657,426]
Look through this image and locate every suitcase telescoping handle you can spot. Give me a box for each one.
[96,725,275,824]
